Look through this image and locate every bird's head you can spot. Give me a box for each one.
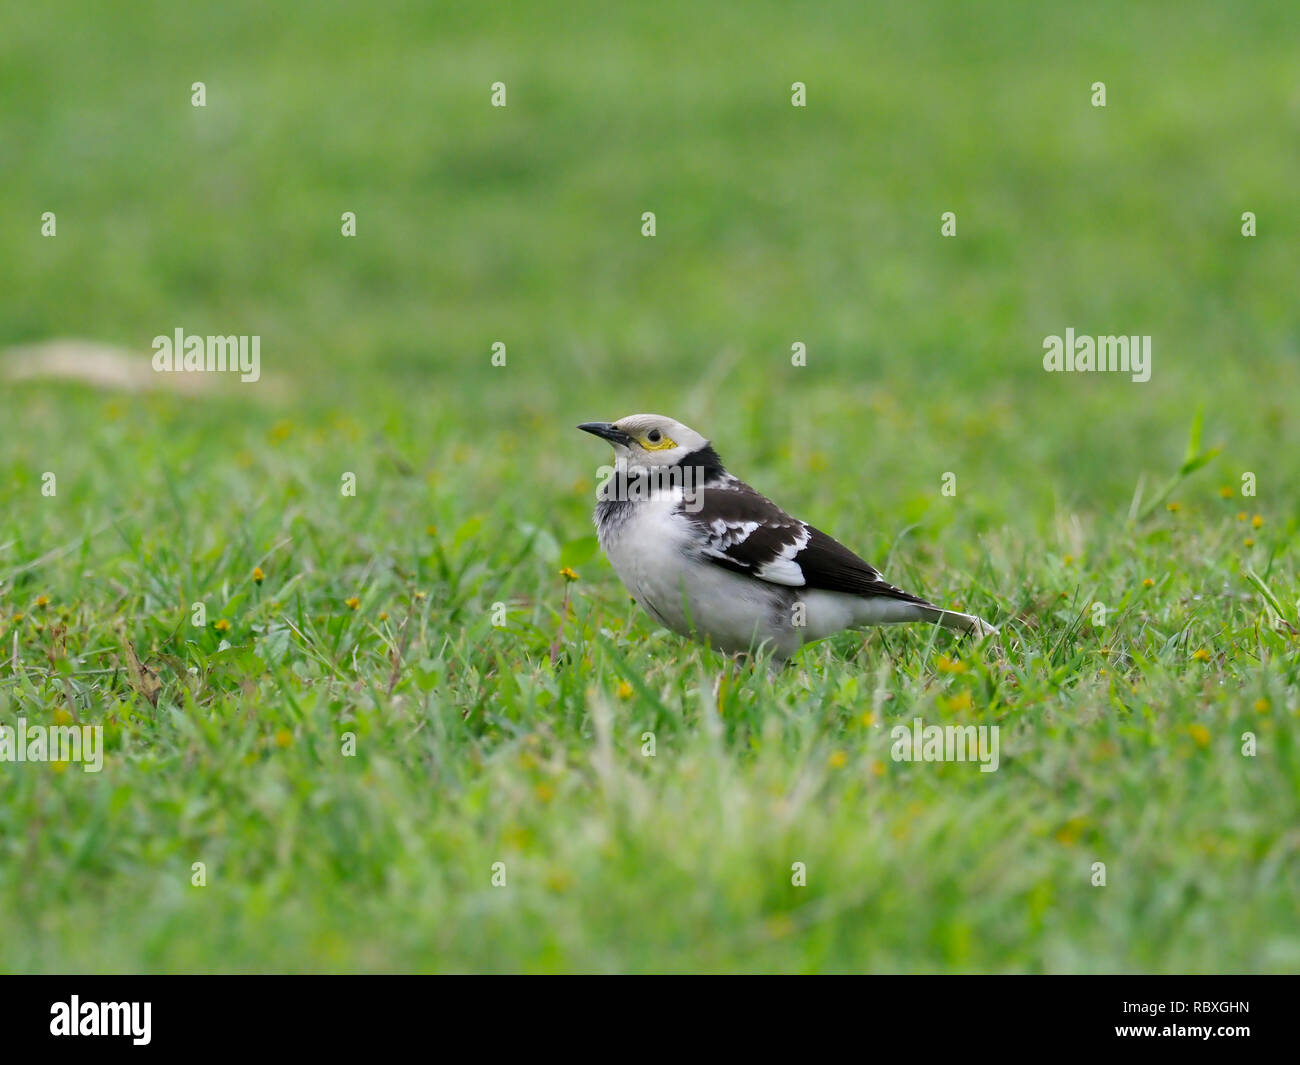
[577,413,710,473]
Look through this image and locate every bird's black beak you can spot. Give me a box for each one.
[578,422,634,446]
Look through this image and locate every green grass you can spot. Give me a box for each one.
[1,0,1297,972]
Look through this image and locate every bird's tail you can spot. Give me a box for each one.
[918,605,999,639]
[852,595,998,638]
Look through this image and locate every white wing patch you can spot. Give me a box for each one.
[698,517,811,587]
[707,518,759,549]
[753,524,810,586]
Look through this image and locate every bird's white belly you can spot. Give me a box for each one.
[601,497,792,654]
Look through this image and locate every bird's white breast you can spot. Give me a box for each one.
[597,490,798,654]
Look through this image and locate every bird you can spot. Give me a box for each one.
[578,413,998,660]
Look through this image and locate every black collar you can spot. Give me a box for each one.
[678,444,727,482]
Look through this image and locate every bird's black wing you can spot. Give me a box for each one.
[682,479,933,605]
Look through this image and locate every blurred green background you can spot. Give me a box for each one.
[1,0,1297,972]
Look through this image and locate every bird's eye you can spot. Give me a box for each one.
[646,429,662,443]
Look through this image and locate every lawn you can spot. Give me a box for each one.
[1,0,1297,972]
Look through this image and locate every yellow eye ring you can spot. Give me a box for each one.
[641,432,677,451]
